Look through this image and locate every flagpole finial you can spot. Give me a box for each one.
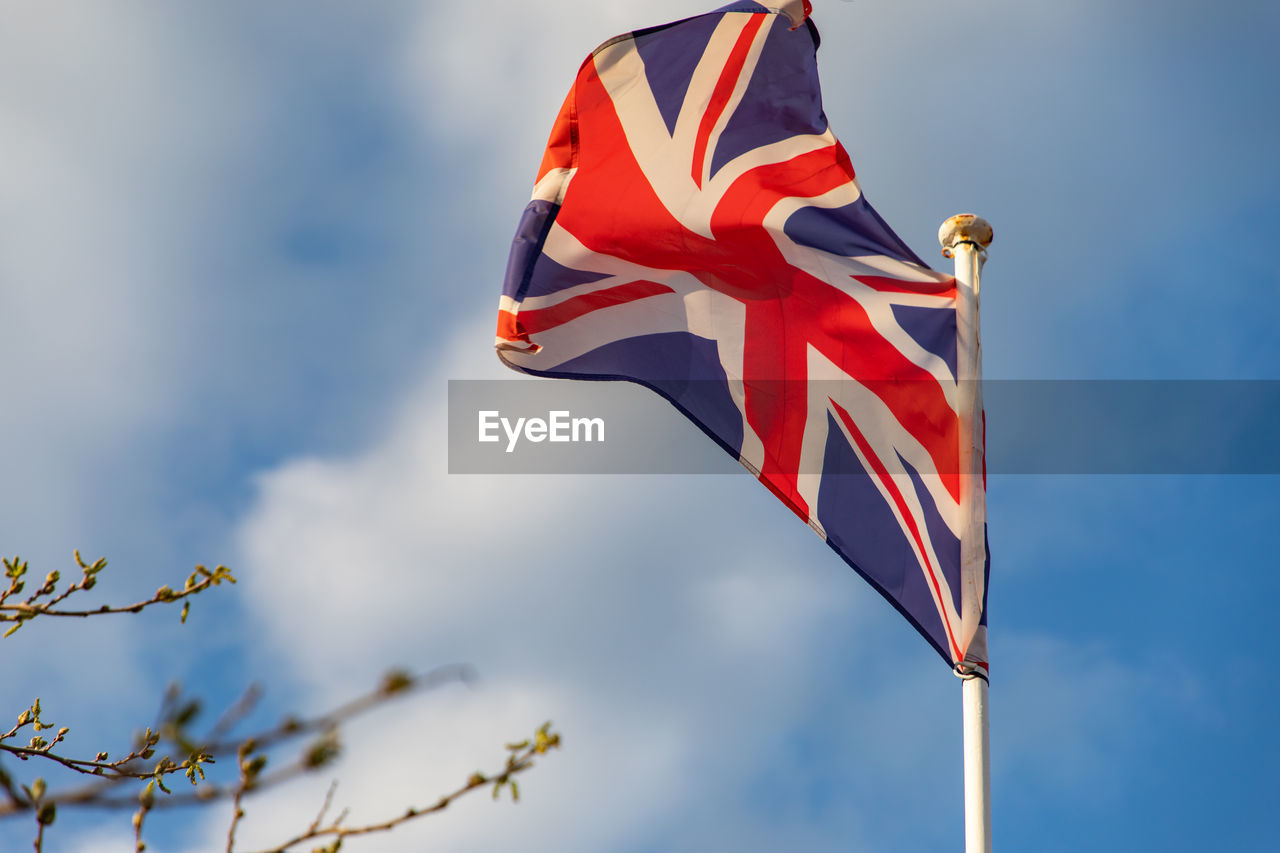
[939,214,993,259]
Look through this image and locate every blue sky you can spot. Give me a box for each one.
[2,1,1277,851]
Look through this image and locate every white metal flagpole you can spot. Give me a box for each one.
[939,213,993,853]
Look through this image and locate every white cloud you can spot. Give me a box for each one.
[0,2,291,556]
[0,0,288,763]
[394,1,738,201]
[227,309,885,850]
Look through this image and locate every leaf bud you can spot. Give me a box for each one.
[380,670,413,695]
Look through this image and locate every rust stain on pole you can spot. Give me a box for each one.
[939,214,994,258]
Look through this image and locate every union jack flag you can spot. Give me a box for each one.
[496,0,988,675]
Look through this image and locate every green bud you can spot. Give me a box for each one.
[380,670,413,695]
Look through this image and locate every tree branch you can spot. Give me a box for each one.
[1,555,236,635]
[245,723,562,853]
[0,665,476,818]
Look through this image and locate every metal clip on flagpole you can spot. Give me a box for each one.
[940,213,993,853]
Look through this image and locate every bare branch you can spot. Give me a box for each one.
[224,739,260,853]
[0,665,476,818]
[206,685,264,746]
[245,723,562,853]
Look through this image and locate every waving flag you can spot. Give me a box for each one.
[495,0,988,675]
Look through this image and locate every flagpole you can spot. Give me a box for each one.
[939,213,993,853]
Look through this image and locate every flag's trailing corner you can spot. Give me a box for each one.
[494,1,989,676]
[788,0,814,29]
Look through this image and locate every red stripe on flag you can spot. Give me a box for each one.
[514,280,675,336]
[830,397,963,663]
[713,144,852,229]
[536,88,577,183]
[852,274,957,297]
[496,309,530,344]
[690,14,767,189]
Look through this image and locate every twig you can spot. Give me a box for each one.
[245,723,561,853]
[307,781,339,835]
[0,763,23,807]
[206,685,264,746]
[1,553,236,638]
[207,665,475,758]
[2,569,235,620]
[225,740,258,853]
[0,665,475,818]
[132,787,153,853]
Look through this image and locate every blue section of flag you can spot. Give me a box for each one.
[502,200,558,301]
[633,14,723,136]
[815,413,951,660]
[891,304,960,379]
[902,454,963,617]
[551,333,746,458]
[711,13,825,178]
[783,196,926,267]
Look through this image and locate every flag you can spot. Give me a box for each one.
[495,0,988,675]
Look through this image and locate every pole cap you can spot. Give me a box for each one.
[938,214,993,258]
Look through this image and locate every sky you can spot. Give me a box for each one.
[2,0,1278,851]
